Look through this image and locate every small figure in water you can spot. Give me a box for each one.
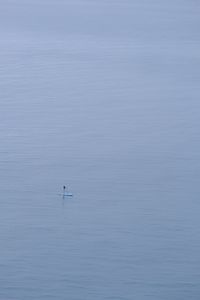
[63,185,66,194]
[62,185,73,197]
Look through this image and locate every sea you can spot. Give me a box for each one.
[0,1,200,299]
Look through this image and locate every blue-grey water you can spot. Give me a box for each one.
[0,1,200,299]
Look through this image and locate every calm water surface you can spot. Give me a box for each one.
[0,1,200,299]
